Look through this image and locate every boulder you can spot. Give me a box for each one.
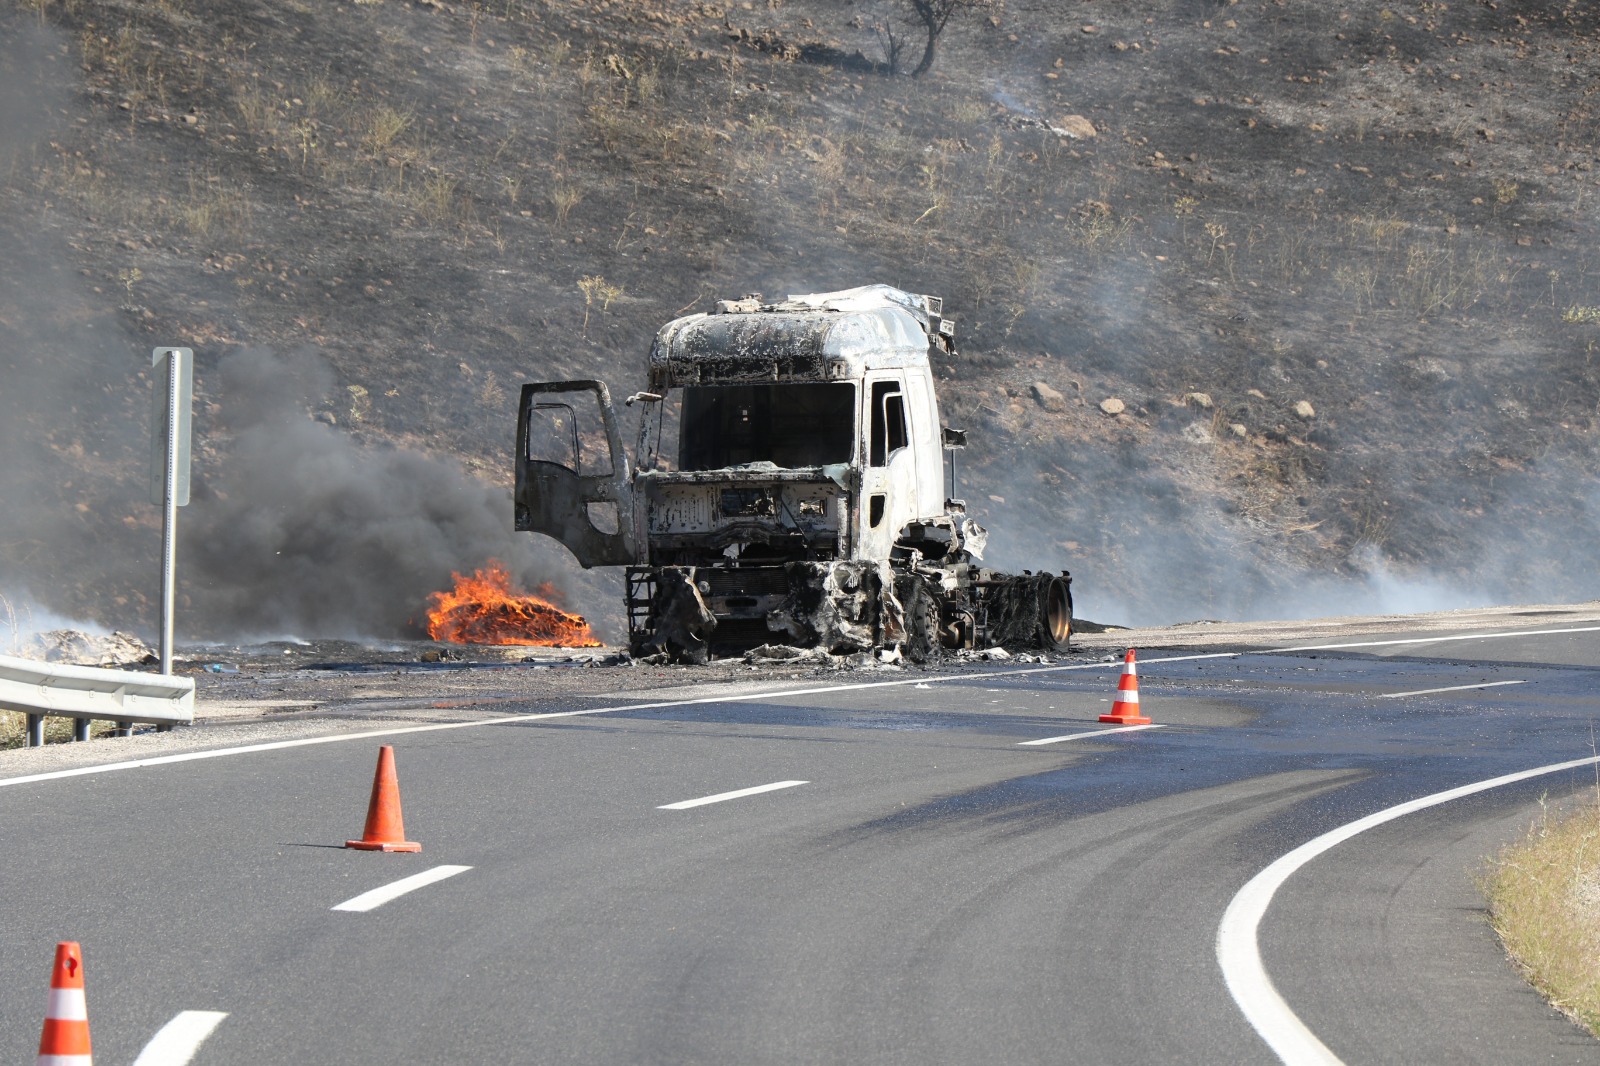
[1056,114,1097,139]
[1031,381,1067,412]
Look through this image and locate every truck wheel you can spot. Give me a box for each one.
[903,579,942,664]
[1039,576,1072,652]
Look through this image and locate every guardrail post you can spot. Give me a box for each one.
[112,721,133,737]
[25,713,44,748]
[73,718,91,742]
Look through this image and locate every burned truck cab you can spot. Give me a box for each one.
[516,285,1070,661]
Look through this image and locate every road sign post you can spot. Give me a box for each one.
[151,347,193,684]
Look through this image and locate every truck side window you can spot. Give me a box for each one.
[526,402,579,471]
[525,395,614,477]
[870,381,907,467]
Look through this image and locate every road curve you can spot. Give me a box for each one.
[2,612,1599,1063]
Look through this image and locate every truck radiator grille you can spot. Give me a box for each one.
[700,567,790,598]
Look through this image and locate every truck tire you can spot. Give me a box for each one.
[1039,575,1072,652]
[902,577,943,664]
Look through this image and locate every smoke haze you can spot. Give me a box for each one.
[182,348,598,640]
[0,18,605,644]
[974,373,1600,628]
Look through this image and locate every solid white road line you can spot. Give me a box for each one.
[1216,753,1600,1066]
[131,1010,229,1066]
[1017,724,1166,746]
[332,864,473,912]
[1282,624,1600,653]
[0,672,1165,790]
[6,623,1596,792]
[1378,679,1527,699]
[658,780,809,810]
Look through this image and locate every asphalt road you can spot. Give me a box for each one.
[5,616,1600,1064]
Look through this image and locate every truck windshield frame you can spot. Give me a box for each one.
[675,382,857,471]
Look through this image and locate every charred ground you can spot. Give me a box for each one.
[3,0,1600,641]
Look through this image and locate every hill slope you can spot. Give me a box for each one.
[3,0,1600,639]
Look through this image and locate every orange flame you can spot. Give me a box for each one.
[426,560,601,647]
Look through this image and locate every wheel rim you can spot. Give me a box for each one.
[1044,579,1072,645]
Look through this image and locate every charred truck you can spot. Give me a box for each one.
[515,285,1072,663]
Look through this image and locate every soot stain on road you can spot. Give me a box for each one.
[824,654,1600,842]
[838,741,1325,838]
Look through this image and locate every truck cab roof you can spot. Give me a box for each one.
[647,284,953,389]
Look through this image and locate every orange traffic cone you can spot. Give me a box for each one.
[345,745,421,852]
[1099,648,1152,725]
[37,941,91,1066]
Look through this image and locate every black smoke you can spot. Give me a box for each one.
[180,347,609,640]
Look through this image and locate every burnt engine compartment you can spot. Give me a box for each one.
[625,560,1071,665]
[643,472,848,566]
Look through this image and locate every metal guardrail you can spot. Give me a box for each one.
[0,654,195,748]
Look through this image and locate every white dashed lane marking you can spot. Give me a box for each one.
[658,780,809,810]
[332,865,473,913]
[1378,680,1526,699]
[1018,724,1166,746]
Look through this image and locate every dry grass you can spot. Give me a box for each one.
[359,104,412,156]
[178,173,252,239]
[0,710,121,749]
[578,273,623,334]
[1064,203,1135,253]
[231,76,285,139]
[1483,793,1600,1035]
[410,173,464,225]
[550,182,582,223]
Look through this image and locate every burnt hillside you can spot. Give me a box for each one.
[3,0,1600,639]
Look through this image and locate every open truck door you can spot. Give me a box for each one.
[514,380,638,567]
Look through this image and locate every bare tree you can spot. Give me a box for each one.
[874,18,909,75]
[903,0,987,77]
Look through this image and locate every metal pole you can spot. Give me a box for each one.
[161,351,180,678]
[25,713,43,748]
[72,718,91,742]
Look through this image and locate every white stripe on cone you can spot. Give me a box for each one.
[46,989,88,1021]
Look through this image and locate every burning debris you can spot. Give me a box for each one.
[425,560,601,647]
